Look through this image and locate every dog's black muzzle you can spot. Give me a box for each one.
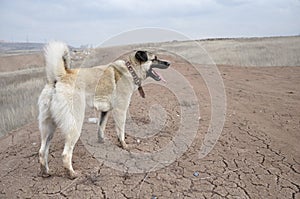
[147,59,170,81]
[153,60,170,69]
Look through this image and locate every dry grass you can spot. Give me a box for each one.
[200,36,300,66]
[0,68,46,136]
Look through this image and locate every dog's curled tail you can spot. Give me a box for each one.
[44,41,70,84]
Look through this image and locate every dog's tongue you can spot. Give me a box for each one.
[153,69,166,83]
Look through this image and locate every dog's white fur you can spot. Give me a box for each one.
[38,42,84,178]
[38,41,170,178]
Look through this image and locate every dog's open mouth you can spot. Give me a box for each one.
[148,68,166,82]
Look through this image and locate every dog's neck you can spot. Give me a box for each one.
[125,60,145,98]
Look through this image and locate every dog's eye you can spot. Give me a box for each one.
[152,56,157,61]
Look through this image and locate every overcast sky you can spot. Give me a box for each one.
[0,0,299,47]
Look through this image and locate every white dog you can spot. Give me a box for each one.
[38,41,170,178]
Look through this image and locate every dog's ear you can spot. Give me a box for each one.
[135,51,148,62]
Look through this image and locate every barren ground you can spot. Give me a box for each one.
[0,63,299,198]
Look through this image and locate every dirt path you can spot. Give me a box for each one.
[0,65,299,199]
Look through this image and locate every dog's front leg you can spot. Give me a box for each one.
[97,111,108,142]
[112,107,128,149]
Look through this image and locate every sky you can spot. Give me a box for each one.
[0,0,299,47]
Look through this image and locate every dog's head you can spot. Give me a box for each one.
[133,50,170,82]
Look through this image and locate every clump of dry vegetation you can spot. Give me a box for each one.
[0,68,45,136]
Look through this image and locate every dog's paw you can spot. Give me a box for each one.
[39,165,51,178]
[39,170,52,178]
[39,172,51,178]
[98,137,105,143]
[120,141,128,150]
[68,170,80,180]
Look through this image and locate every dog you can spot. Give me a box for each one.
[38,41,170,178]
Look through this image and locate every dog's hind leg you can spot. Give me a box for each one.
[38,90,56,177]
[112,108,128,149]
[97,111,108,143]
[59,94,85,179]
[62,126,81,179]
[39,118,56,177]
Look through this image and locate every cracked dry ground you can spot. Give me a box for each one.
[0,65,299,199]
